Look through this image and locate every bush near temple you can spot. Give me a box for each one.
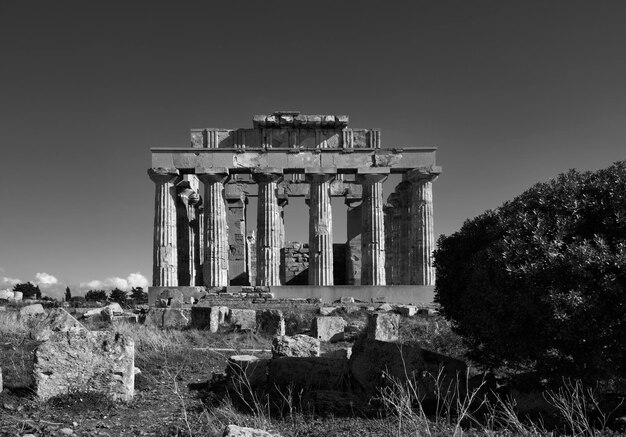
[434,161,626,381]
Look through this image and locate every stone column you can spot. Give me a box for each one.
[357,169,389,285]
[176,176,201,286]
[226,196,248,285]
[148,168,180,286]
[252,169,283,286]
[197,169,230,287]
[407,169,440,285]
[395,181,411,284]
[345,199,362,285]
[306,171,335,286]
[383,201,394,284]
[196,204,204,286]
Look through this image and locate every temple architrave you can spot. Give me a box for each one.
[148,112,441,304]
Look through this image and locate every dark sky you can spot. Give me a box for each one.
[1,1,625,297]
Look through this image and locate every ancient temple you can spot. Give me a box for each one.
[148,112,441,303]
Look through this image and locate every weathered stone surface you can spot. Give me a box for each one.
[367,312,400,342]
[311,316,347,342]
[376,303,394,312]
[112,313,139,323]
[344,320,366,341]
[162,308,190,328]
[34,330,134,401]
[84,303,124,319]
[256,309,285,336]
[340,297,355,304]
[157,288,184,307]
[13,291,23,301]
[0,289,13,300]
[272,335,320,358]
[322,347,352,359]
[267,357,350,391]
[350,338,466,398]
[222,424,282,437]
[318,306,336,316]
[229,309,257,331]
[19,304,45,318]
[253,171,283,286]
[33,308,87,341]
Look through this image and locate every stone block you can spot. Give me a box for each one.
[267,357,350,391]
[162,308,190,328]
[33,308,87,341]
[322,347,352,359]
[367,312,400,342]
[19,304,45,318]
[272,335,320,358]
[112,313,139,323]
[344,320,366,341]
[190,306,221,332]
[229,309,257,331]
[226,355,268,388]
[218,306,229,323]
[350,338,466,398]
[256,309,285,336]
[222,424,281,437]
[396,305,418,317]
[34,330,134,402]
[12,291,23,301]
[311,316,347,342]
[340,296,355,304]
[0,289,14,300]
[318,306,336,316]
[376,303,394,312]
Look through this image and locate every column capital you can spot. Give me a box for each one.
[252,168,283,184]
[405,166,442,183]
[196,167,229,184]
[356,170,388,185]
[148,167,179,183]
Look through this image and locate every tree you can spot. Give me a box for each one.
[13,282,41,299]
[65,286,72,302]
[434,161,626,382]
[130,287,147,303]
[109,287,127,305]
[85,289,107,302]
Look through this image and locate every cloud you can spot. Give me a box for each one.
[35,272,58,286]
[1,276,22,288]
[79,272,149,292]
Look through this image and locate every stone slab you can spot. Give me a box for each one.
[269,285,434,305]
[311,316,347,342]
[33,330,134,401]
[148,286,207,307]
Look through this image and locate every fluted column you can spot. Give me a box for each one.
[253,169,283,286]
[196,204,204,286]
[345,199,362,285]
[176,176,201,286]
[357,170,389,285]
[148,168,180,286]
[407,168,440,285]
[395,181,411,284]
[306,171,334,285]
[197,169,230,287]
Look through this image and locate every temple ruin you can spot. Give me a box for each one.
[148,112,441,304]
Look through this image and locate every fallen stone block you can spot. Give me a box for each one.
[344,320,366,341]
[34,330,134,402]
[112,313,139,323]
[226,355,268,388]
[222,424,282,437]
[256,309,285,336]
[376,303,394,312]
[318,306,337,316]
[229,309,257,331]
[311,317,347,342]
[162,308,190,328]
[367,312,400,342]
[340,297,355,304]
[267,357,350,391]
[157,288,184,307]
[12,291,23,301]
[322,347,352,359]
[272,335,320,358]
[19,304,45,319]
[396,305,418,317]
[33,308,87,341]
[350,337,466,398]
[190,306,220,332]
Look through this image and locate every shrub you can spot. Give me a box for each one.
[434,161,626,381]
